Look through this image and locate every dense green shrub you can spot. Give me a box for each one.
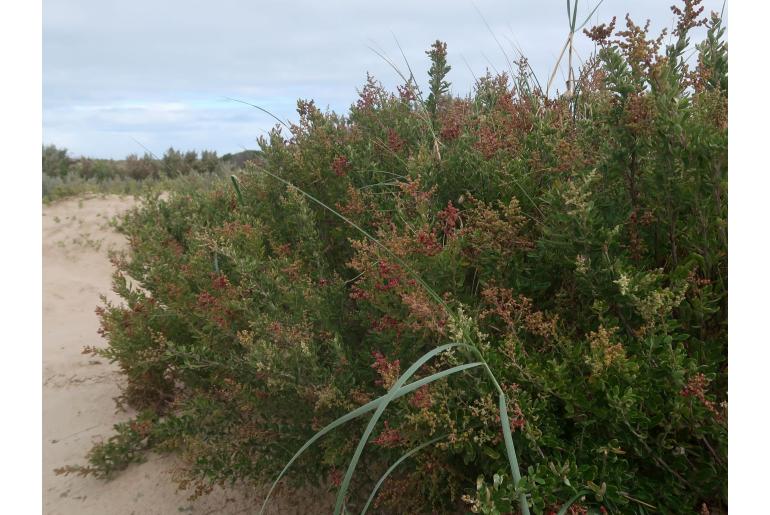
[124,152,161,180]
[42,144,73,178]
[77,3,726,513]
[69,158,117,181]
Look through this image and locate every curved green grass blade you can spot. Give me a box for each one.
[224,97,290,129]
[333,342,475,514]
[556,490,590,515]
[258,359,482,514]
[547,36,572,96]
[230,175,243,205]
[577,0,605,31]
[570,0,579,31]
[498,390,530,515]
[472,358,530,515]
[360,434,447,514]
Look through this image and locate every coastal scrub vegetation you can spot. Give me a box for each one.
[41,145,255,201]
[60,1,727,512]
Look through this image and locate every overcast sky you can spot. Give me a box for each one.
[43,0,727,159]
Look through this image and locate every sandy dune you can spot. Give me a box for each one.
[43,195,323,514]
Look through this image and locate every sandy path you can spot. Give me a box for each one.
[43,195,324,514]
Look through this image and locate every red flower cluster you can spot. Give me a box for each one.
[397,83,416,102]
[416,229,442,256]
[196,291,217,309]
[349,284,371,301]
[408,385,432,409]
[437,201,460,237]
[211,273,230,290]
[440,118,461,141]
[387,128,405,153]
[196,290,235,330]
[221,221,253,238]
[475,125,501,159]
[371,315,401,334]
[681,373,723,421]
[328,468,342,487]
[356,74,382,111]
[503,384,526,431]
[397,177,434,205]
[371,351,400,389]
[331,155,349,177]
[372,421,403,448]
[376,259,401,291]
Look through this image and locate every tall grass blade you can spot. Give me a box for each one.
[224,96,290,129]
[577,0,605,32]
[333,342,475,514]
[360,434,447,514]
[366,41,439,152]
[495,387,530,514]
[547,36,571,96]
[390,34,426,104]
[570,0,579,31]
[230,175,243,205]
[556,490,590,515]
[130,136,161,160]
[472,1,514,78]
[258,360,482,514]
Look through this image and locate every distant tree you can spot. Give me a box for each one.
[72,158,95,180]
[125,153,159,180]
[198,150,219,174]
[42,144,72,178]
[92,160,114,182]
[162,147,183,177]
[183,150,198,175]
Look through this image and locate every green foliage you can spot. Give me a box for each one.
[125,153,160,180]
[79,3,727,513]
[426,40,451,123]
[42,144,73,178]
[55,411,157,479]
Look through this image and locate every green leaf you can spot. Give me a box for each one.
[484,446,501,460]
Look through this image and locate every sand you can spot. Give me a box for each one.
[42,195,326,514]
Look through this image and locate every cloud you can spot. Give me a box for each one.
[43,0,727,158]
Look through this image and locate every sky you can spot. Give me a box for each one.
[43,0,727,159]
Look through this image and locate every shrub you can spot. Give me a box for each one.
[42,144,73,178]
[124,153,161,180]
[75,3,727,513]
